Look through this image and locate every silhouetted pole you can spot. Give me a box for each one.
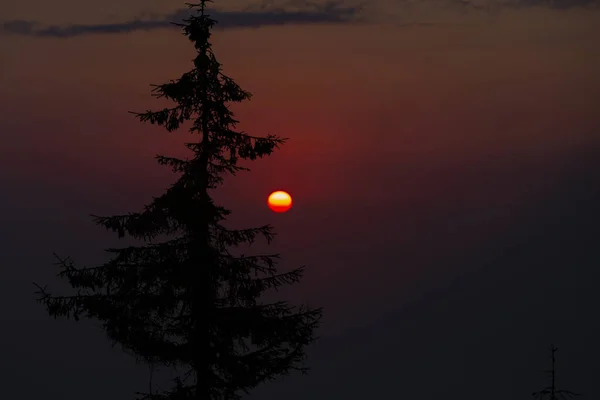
[532,344,580,400]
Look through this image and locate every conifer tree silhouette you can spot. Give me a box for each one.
[532,344,580,400]
[33,1,323,399]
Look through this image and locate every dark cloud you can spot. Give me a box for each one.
[453,0,599,11]
[514,0,599,9]
[0,2,362,38]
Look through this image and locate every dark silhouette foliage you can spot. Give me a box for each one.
[33,1,323,399]
[532,344,580,400]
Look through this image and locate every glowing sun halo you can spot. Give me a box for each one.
[268,191,292,213]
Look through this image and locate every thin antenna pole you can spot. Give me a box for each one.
[551,345,556,400]
[532,344,580,400]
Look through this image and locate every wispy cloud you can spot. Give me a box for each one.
[450,0,599,11]
[0,2,362,38]
[512,0,599,9]
[2,0,596,39]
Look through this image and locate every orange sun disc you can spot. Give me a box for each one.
[268,191,292,213]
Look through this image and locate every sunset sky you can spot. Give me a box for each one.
[2,0,600,398]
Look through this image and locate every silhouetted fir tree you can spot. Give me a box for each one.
[33,1,322,399]
[532,345,580,400]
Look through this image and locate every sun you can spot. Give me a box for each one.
[268,191,292,213]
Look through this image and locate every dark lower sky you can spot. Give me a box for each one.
[1,0,600,399]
